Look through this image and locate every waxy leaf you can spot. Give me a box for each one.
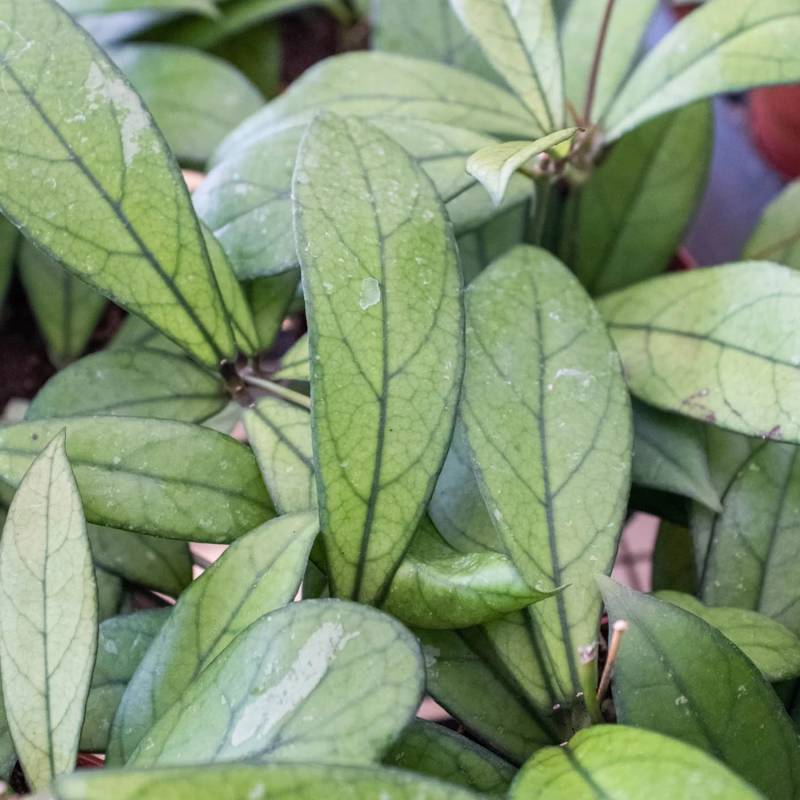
[632,400,720,511]
[127,600,424,767]
[27,348,227,422]
[113,44,263,165]
[80,609,170,753]
[54,763,483,800]
[386,719,515,796]
[462,245,631,700]
[451,0,564,133]
[652,521,697,594]
[107,512,319,765]
[511,724,763,800]
[18,242,107,366]
[0,416,272,541]
[274,333,310,381]
[0,0,235,368]
[0,434,97,790]
[215,52,538,159]
[605,0,800,140]
[372,0,497,83]
[110,312,182,354]
[88,525,192,596]
[562,102,712,295]
[59,0,217,14]
[743,179,800,267]
[658,591,800,682]
[294,113,464,603]
[94,567,123,621]
[599,263,800,442]
[561,0,658,123]
[248,271,301,349]
[600,578,800,798]
[0,216,16,310]
[467,128,578,207]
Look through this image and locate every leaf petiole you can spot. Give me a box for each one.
[597,619,629,704]
[241,373,312,410]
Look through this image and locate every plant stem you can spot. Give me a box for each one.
[242,373,312,410]
[596,619,629,704]
[578,643,603,724]
[583,0,617,125]
[527,176,553,246]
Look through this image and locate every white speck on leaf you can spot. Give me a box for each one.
[359,277,381,310]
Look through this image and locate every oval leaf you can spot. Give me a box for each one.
[274,333,310,381]
[127,599,424,768]
[106,512,319,765]
[0,416,272,542]
[599,262,800,442]
[294,113,464,603]
[0,433,97,790]
[0,0,235,368]
[743,179,800,267]
[462,244,631,700]
[59,0,218,14]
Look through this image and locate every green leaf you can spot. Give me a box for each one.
[561,0,658,122]
[743,179,800,267]
[200,119,530,280]
[94,566,123,621]
[562,102,712,296]
[53,763,484,800]
[599,262,800,442]
[244,396,317,515]
[652,521,697,594]
[26,348,227,422]
[657,591,800,682]
[385,719,515,796]
[372,0,497,83]
[214,52,538,159]
[461,244,631,700]
[18,242,107,366]
[632,400,720,511]
[294,113,464,603]
[450,0,564,133]
[274,332,310,381]
[384,517,551,629]
[693,435,800,636]
[467,128,578,207]
[604,0,800,140]
[0,0,235,368]
[88,525,192,596]
[599,577,800,798]
[0,433,97,790]
[0,416,272,541]
[247,271,301,349]
[0,216,17,310]
[110,313,182,353]
[112,44,263,165]
[58,0,217,15]
[511,724,763,800]
[417,628,557,763]
[127,599,423,768]
[80,609,170,754]
[106,512,318,765]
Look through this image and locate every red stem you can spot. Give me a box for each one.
[583,0,617,125]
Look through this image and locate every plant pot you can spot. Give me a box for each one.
[749,85,800,180]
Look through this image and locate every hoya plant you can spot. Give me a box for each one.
[0,0,800,797]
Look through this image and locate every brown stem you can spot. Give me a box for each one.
[596,619,629,703]
[583,0,617,125]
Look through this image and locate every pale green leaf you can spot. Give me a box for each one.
[462,244,631,701]
[512,724,764,800]
[450,0,564,132]
[372,0,497,83]
[562,102,712,295]
[600,577,800,798]
[658,591,800,682]
[0,416,273,541]
[80,609,170,753]
[58,0,217,15]
[599,262,800,442]
[0,0,235,368]
[88,525,192,596]
[605,0,800,140]
[247,271,300,349]
[106,512,318,765]
[386,720,515,797]
[127,600,423,768]
[214,52,538,160]
[26,348,227,422]
[0,433,97,790]
[561,0,658,122]
[274,333,309,381]
[94,566,123,621]
[294,113,464,603]
[110,313,182,353]
[743,179,800,266]
[18,242,106,366]
[467,128,577,206]
[53,763,483,800]
[112,44,263,165]
[632,400,720,511]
